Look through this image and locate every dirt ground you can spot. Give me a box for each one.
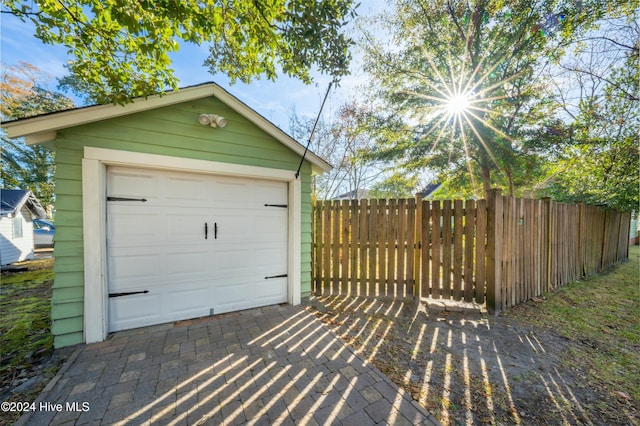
[305,295,638,426]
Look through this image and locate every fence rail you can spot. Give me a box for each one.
[312,190,631,312]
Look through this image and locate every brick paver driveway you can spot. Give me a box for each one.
[17,304,440,425]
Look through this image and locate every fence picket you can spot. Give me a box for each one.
[415,195,423,298]
[421,201,431,298]
[475,199,487,304]
[350,201,358,294]
[510,198,515,307]
[619,213,630,259]
[464,200,475,302]
[339,201,347,293]
[406,198,416,298]
[387,199,397,296]
[503,196,514,307]
[313,201,322,293]
[442,200,452,299]
[368,199,378,296]
[397,199,407,297]
[331,202,340,294]
[322,202,331,294]
[378,199,388,296]
[534,200,542,296]
[525,198,532,303]
[358,200,368,296]
[453,200,463,300]
[431,201,441,299]
[517,198,524,307]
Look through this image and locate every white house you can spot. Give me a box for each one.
[0,189,47,266]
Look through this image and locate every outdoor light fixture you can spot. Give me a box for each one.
[198,114,227,128]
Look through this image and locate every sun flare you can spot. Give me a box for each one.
[446,93,471,116]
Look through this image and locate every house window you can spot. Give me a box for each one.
[13,217,23,238]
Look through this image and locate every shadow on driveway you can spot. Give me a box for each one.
[307,295,634,425]
[17,304,439,425]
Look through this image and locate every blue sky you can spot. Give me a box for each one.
[0,3,385,133]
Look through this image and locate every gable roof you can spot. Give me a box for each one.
[1,82,331,174]
[420,182,442,198]
[0,189,47,218]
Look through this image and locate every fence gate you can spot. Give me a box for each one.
[313,199,416,298]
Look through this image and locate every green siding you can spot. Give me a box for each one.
[52,302,83,319]
[51,283,83,299]
[51,96,315,348]
[54,332,84,349]
[300,170,313,296]
[54,256,84,273]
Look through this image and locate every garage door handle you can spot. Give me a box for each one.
[107,197,148,202]
[205,222,208,239]
[214,222,218,239]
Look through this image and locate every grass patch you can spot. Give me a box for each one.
[0,259,54,388]
[507,245,640,404]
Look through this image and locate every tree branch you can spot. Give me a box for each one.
[573,36,639,54]
[446,0,467,42]
[251,0,283,31]
[1,10,41,17]
[558,63,639,101]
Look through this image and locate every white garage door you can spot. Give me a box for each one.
[106,166,288,332]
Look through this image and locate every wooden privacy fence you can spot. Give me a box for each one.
[312,190,631,312]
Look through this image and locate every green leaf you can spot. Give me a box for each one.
[4,0,358,104]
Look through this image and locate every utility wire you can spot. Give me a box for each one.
[295,82,333,179]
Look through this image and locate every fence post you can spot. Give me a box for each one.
[486,188,503,314]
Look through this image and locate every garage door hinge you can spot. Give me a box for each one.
[265,274,288,279]
[107,197,148,202]
[109,290,149,298]
[264,204,287,208]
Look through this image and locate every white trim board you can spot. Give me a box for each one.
[82,147,302,343]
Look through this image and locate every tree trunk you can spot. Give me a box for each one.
[480,150,492,198]
[506,167,514,196]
